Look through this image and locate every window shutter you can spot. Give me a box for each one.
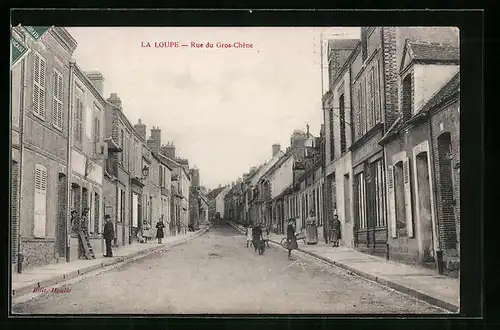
[403,157,414,237]
[39,57,46,118]
[374,61,381,123]
[34,165,47,238]
[117,188,122,223]
[33,54,40,116]
[387,165,397,238]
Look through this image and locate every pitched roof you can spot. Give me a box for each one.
[328,39,359,51]
[408,40,459,62]
[207,186,226,199]
[420,70,460,113]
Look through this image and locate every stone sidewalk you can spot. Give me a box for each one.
[11,228,207,298]
[228,221,459,313]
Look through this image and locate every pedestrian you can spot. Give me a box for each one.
[252,223,263,252]
[156,218,166,244]
[103,215,114,257]
[263,227,270,247]
[246,223,253,247]
[286,218,298,260]
[332,213,342,247]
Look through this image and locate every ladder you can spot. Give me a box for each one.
[78,229,96,260]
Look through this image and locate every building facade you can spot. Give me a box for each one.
[68,66,107,260]
[103,93,134,247]
[323,39,359,248]
[379,35,459,273]
[13,26,77,270]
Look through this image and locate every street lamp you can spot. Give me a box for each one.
[141,165,149,180]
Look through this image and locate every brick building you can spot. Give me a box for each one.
[323,39,359,247]
[13,26,77,270]
[379,37,459,274]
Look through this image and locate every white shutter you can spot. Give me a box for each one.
[132,194,138,227]
[117,188,122,222]
[403,157,414,238]
[387,165,397,238]
[34,164,47,238]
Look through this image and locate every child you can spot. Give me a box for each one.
[263,227,270,247]
[246,225,253,247]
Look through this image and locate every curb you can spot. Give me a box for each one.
[12,228,207,298]
[227,221,457,313]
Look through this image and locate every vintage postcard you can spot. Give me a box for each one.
[10,23,461,315]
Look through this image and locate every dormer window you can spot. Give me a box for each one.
[401,73,413,119]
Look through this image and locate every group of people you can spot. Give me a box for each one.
[245,222,270,253]
[101,215,170,258]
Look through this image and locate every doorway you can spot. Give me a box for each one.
[416,152,435,262]
[57,173,67,257]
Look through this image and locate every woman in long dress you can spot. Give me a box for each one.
[156,218,165,244]
[286,219,298,260]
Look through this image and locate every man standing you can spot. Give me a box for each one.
[103,215,114,257]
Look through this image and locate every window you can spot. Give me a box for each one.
[354,172,366,230]
[372,159,387,228]
[33,52,47,119]
[94,192,100,234]
[339,93,346,153]
[120,130,124,164]
[392,158,414,237]
[402,73,413,118]
[159,165,163,187]
[94,116,101,153]
[74,89,84,144]
[361,29,368,61]
[329,107,335,161]
[368,67,375,128]
[363,77,368,133]
[34,164,47,238]
[356,84,362,140]
[374,61,381,123]
[52,69,63,130]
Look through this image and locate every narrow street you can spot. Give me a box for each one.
[13,225,444,314]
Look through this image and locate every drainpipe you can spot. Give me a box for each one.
[16,29,27,273]
[380,27,391,261]
[428,114,444,274]
[65,59,76,262]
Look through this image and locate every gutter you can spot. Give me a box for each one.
[16,31,27,273]
[65,59,76,262]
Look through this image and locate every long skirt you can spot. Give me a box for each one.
[287,236,298,250]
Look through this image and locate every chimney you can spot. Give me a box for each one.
[161,142,176,159]
[148,126,161,153]
[134,118,147,141]
[86,71,105,95]
[272,144,281,157]
[107,92,122,109]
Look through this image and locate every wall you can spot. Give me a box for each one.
[413,64,459,112]
[430,100,460,271]
[334,152,354,247]
[270,156,294,198]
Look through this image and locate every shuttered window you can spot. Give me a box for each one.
[33,52,46,119]
[403,158,414,237]
[387,165,397,238]
[94,192,100,234]
[94,116,101,153]
[374,61,381,123]
[74,89,84,144]
[52,69,63,130]
[34,164,48,238]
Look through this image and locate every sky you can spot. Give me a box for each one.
[66,27,360,190]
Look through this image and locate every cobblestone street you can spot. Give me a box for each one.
[13,225,445,314]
